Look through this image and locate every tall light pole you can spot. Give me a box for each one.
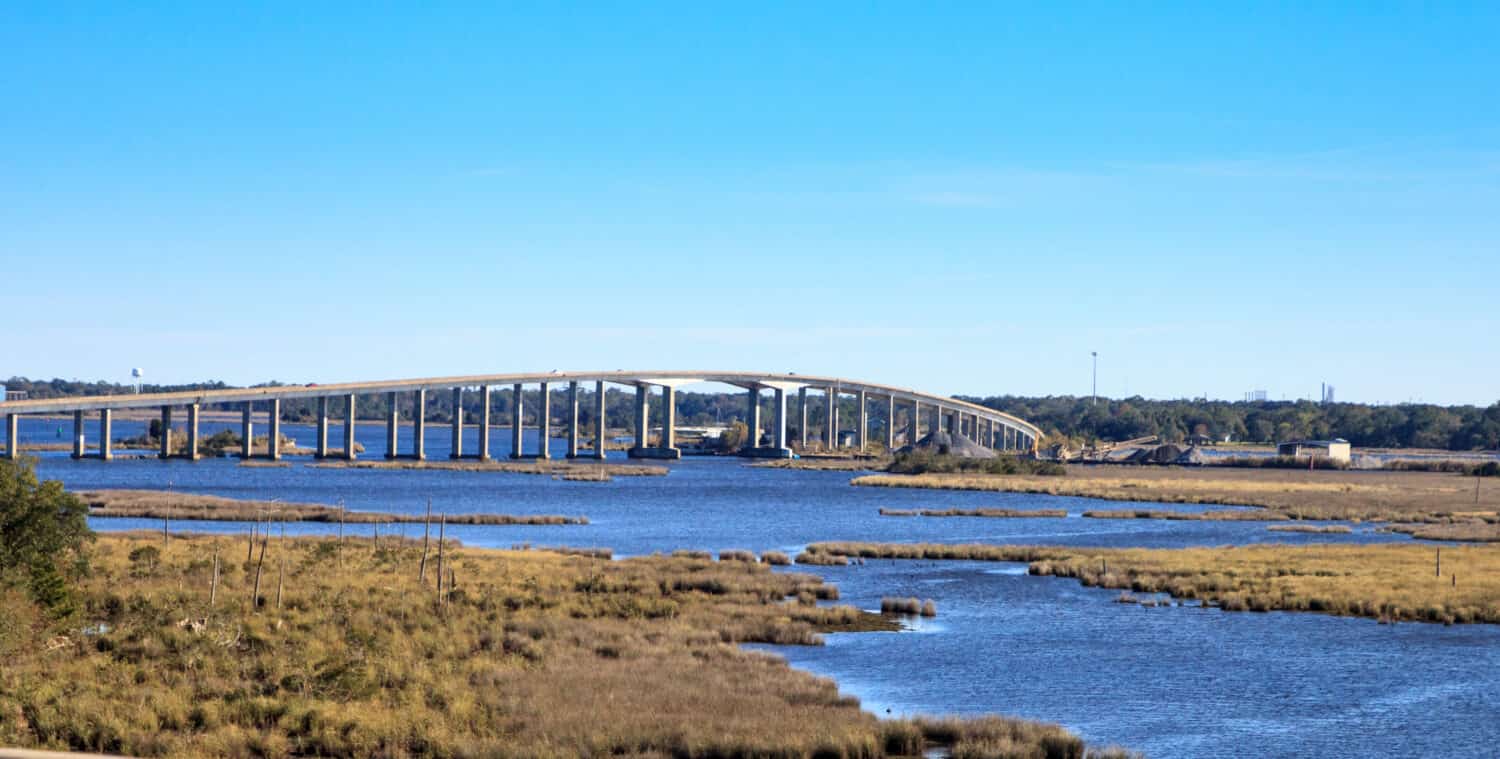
[1091,352,1098,407]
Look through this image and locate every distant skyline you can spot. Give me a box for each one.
[3,4,1497,405]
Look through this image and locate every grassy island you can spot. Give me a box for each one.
[852,465,1500,524]
[78,489,586,525]
[802,541,1500,625]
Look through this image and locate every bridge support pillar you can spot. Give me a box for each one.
[317,397,330,458]
[744,387,761,452]
[566,381,580,458]
[797,387,808,449]
[856,390,867,452]
[159,406,173,460]
[593,381,607,459]
[72,410,85,458]
[510,384,524,459]
[99,409,113,461]
[384,392,399,459]
[4,414,17,460]
[632,384,649,453]
[450,387,464,459]
[885,395,895,450]
[186,404,200,460]
[538,382,551,459]
[240,404,253,459]
[911,400,922,444]
[413,390,426,459]
[478,386,491,460]
[342,394,356,460]
[773,388,789,454]
[268,400,281,460]
[826,388,837,450]
[661,385,676,452]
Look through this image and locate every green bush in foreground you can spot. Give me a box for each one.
[0,458,92,617]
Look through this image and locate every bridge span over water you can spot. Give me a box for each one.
[1,370,1040,462]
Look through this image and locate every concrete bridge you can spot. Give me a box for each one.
[0,370,1040,462]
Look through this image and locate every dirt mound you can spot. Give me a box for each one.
[897,431,998,459]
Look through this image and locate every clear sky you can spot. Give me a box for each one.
[3,3,1497,404]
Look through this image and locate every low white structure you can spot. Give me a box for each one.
[1278,439,1352,464]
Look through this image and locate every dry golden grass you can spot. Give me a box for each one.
[1381,523,1500,542]
[804,541,1500,625]
[853,465,1500,523]
[307,459,668,477]
[880,508,1068,519]
[78,489,587,525]
[0,533,1119,758]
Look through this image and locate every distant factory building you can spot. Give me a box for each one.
[1278,438,1352,464]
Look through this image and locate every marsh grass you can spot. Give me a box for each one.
[719,549,758,563]
[0,533,1117,758]
[79,489,586,525]
[880,508,1068,519]
[761,551,792,566]
[1380,523,1500,542]
[805,541,1500,625]
[853,466,1500,523]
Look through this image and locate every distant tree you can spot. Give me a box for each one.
[718,421,749,452]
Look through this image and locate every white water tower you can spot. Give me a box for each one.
[131,368,143,394]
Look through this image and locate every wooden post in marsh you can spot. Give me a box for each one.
[209,544,220,609]
[435,513,447,604]
[419,499,433,585]
[275,512,286,610]
[373,520,380,551]
[1436,548,1441,577]
[337,499,345,567]
[246,518,256,562]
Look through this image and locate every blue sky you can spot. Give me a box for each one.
[2,3,1497,404]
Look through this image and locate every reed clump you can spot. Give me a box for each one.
[881,597,922,615]
[880,507,1068,519]
[719,549,758,563]
[761,551,792,566]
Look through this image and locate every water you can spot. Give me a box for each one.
[20,421,1500,758]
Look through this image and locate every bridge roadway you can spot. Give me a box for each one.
[0,370,1040,462]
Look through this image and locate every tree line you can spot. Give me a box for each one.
[962,394,1500,451]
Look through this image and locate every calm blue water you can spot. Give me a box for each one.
[17,418,1500,758]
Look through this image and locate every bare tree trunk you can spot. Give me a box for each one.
[251,535,269,609]
[419,499,432,585]
[209,545,219,608]
[337,499,345,567]
[276,557,285,609]
[247,518,256,562]
[373,519,380,550]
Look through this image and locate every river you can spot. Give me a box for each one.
[15,417,1500,758]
